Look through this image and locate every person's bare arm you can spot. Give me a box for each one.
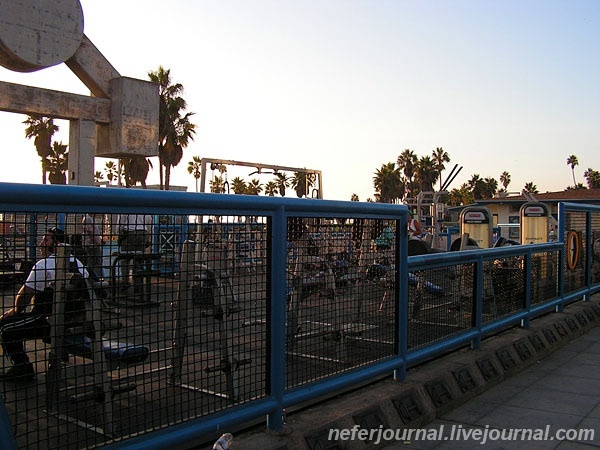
[1,285,35,319]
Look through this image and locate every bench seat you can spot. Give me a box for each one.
[62,334,149,367]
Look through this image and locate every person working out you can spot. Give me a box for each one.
[374,221,394,251]
[0,227,88,382]
[408,216,422,238]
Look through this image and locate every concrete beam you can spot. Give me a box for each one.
[0,81,110,122]
[65,34,120,99]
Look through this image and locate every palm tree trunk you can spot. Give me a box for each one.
[159,158,164,190]
[41,158,48,185]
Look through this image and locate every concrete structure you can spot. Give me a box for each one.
[0,0,158,186]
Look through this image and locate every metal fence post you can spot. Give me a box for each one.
[267,208,286,431]
[394,213,409,381]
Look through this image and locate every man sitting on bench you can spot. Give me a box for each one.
[0,227,88,382]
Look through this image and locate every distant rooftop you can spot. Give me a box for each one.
[479,188,600,204]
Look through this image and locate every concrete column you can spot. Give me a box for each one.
[68,119,96,186]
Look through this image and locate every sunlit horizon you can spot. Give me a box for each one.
[1,0,599,201]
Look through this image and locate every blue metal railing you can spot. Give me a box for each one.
[0,183,598,449]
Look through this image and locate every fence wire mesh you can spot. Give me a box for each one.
[0,211,268,448]
[564,210,586,294]
[408,263,473,349]
[531,251,559,305]
[484,255,525,320]
[285,218,397,388]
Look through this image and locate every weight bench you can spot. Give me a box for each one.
[62,333,149,371]
[45,246,151,435]
[111,252,161,304]
[408,272,444,296]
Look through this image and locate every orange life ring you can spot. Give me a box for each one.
[566,230,580,270]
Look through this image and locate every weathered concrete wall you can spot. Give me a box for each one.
[0,0,159,182]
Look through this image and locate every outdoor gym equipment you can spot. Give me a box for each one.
[171,240,250,403]
[199,158,323,199]
[46,245,149,436]
[284,231,369,364]
[459,206,493,249]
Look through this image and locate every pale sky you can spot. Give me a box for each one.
[1,0,599,200]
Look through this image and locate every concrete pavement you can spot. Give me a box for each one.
[383,325,600,449]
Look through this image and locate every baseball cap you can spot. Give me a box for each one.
[47,226,66,243]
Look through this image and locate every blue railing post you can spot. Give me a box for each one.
[471,258,483,350]
[585,210,592,301]
[0,396,18,450]
[522,252,532,328]
[267,207,286,431]
[557,204,566,312]
[394,213,409,381]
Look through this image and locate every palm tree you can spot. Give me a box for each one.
[482,177,498,199]
[291,171,315,198]
[414,156,438,193]
[209,176,225,193]
[523,182,538,194]
[123,156,153,188]
[350,194,359,201]
[23,115,59,184]
[397,149,417,196]
[450,185,475,206]
[47,141,68,185]
[187,155,202,192]
[104,160,119,185]
[373,162,404,203]
[275,172,289,197]
[467,174,486,200]
[497,171,511,196]
[500,171,511,190]
[148,66,196,190]
[231,176,247,194]
[566,155,578,188]
[94,171,104,184]
[264,181,278,196]
[432,147,450,191]
[246,178,263,195]
[584,168,600,188]
[447,188,463,206]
